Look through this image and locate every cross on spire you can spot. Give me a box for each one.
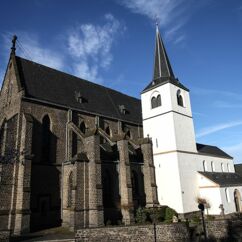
[11,35,17,55]
[153,25,175,80]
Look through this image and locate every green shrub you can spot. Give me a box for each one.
[206,215,215,221]
[191,215,200,224]
[164,207,177,222]
[147,207,167,223]
[135,207,147,224]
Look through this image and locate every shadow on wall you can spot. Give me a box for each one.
[30,116,61,232]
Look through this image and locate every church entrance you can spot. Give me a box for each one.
[234,189,242,213]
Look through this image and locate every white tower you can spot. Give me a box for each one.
[141,25,198,213]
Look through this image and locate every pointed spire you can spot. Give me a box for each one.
[11,35,17,55]
[153,24,175,80]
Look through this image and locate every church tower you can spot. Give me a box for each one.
[141,25,197,213]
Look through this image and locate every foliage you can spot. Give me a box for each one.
[135,207,147,224]
[164,207,177,222]
[147,206,167,223]
[191,214,201,224]
[206,215,215,221]
[135,206,178,224]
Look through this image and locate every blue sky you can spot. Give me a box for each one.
[0,0,242,163]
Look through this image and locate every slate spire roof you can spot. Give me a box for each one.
[153,24,175,80]
[142,25,188,93]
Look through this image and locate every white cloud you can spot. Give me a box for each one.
[67,14,125,82]
[119,0,189,44]
[197,121,242,138]
[15,33,64,70]
[119,0,184,26]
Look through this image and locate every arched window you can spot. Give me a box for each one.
[227,164,230,172]
[225,188,230,202]
[203,160,207,171]
[234,189,241,212]
[42,115,51,163]
[0,121,7,156]
[131,170,139,197]
[67,172,73,208]
[221,163,224,172]
[211,161,215,172]
[156,95,161,107]
[126,130,131,139]
[102,170,113,208]
[105,126,111,136]
[80,121,86,134]
[177,90,184,107]
[151,96,157,109]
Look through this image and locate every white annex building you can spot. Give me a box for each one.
[142,26,242,215]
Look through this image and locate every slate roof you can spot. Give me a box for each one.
[199,171,242,187]
[235,164,242,176]
[15,56,142,124]
[196,143,232,159]
[142,76,189,93]
[142,25,189,93]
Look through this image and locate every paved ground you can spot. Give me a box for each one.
[10,227,75,242]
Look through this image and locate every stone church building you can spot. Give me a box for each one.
[1,26,242,237]
[0,36,158,234]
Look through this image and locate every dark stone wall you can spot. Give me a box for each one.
[76,223,190,242]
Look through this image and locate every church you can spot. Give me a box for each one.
[0,26,242,236]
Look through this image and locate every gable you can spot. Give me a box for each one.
[0,56,23,111]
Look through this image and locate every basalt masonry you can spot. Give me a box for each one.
[75,223,190,242]
[0,42,159,235]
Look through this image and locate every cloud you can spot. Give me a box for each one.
[197,121,242,138]
[119,0,190,44]
[119,0,184,26]
[222,142,242,164]
[0,14,124,85]
[67,14,125,82]
[13,33,64,70]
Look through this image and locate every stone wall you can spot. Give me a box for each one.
[206,220,229,239]
[75,219,240,242]
[76,223,190,242]
[0,230,10,242]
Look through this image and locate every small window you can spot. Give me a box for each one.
[211,161,215,172]
[177,90,184,107]
[151,93,162,109]
[151,96,156,109]
[105,126,111,136]
[203,160,207,171]
[221,163,224,172]
[156,95,161,107]
[42,115,51,163]
[227,164,230,172]
[156,138,158,148]
[119,105,128,114]
[80,121,86,134]
[225,188,230,202]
